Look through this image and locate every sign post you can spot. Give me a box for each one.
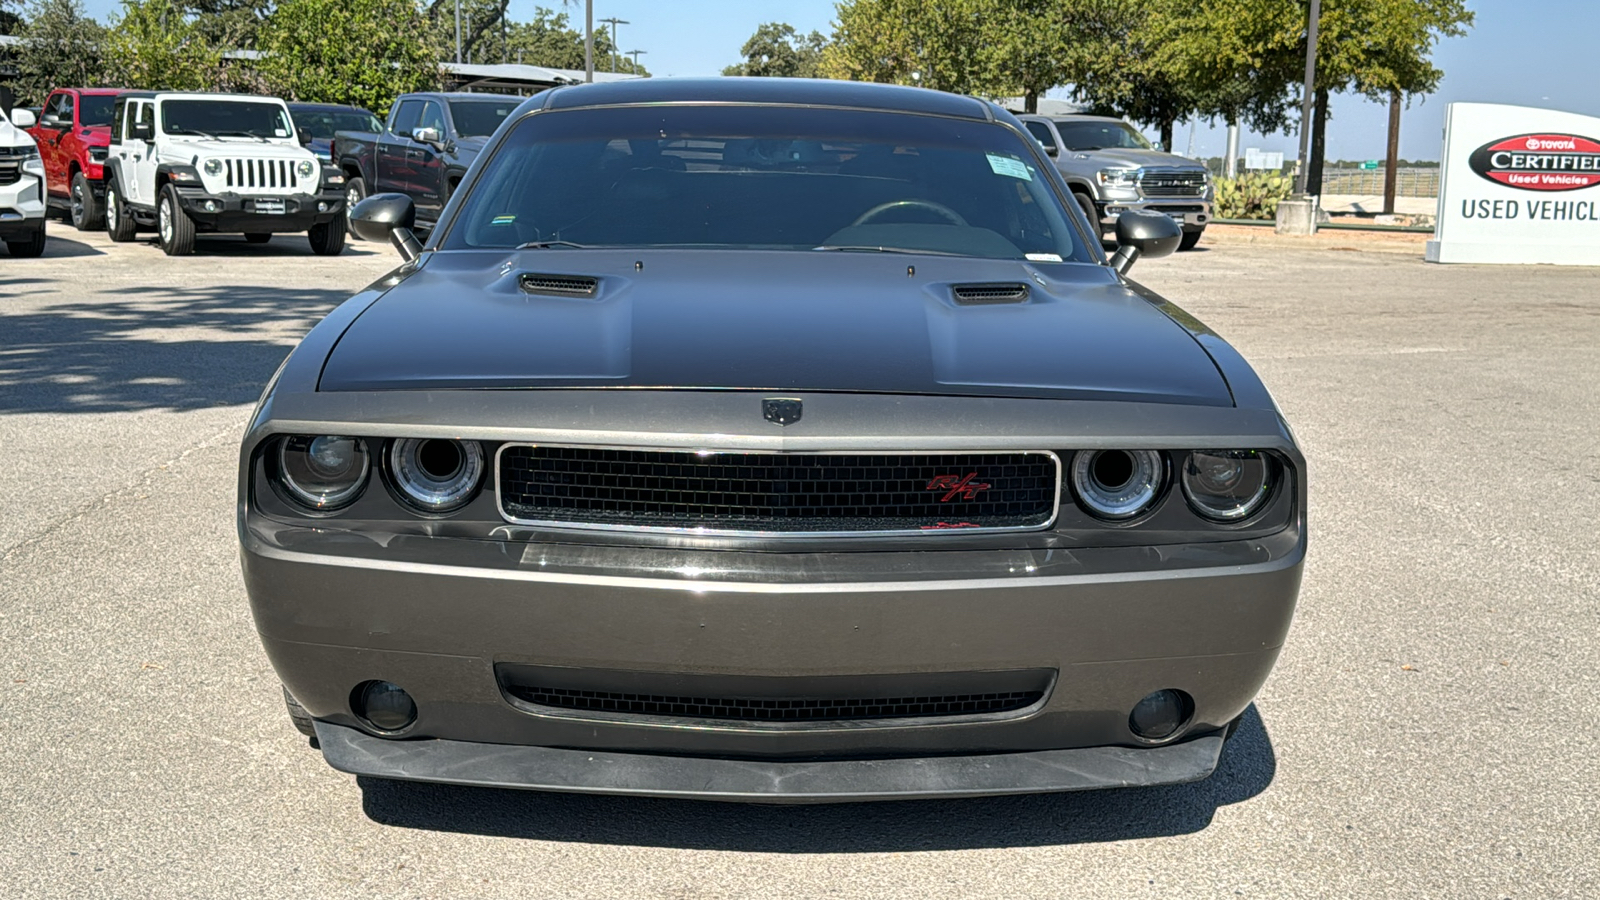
[1427,102,1600,266]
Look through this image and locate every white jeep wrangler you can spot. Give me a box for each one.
[103,92,347,256]
[0,105,48,257]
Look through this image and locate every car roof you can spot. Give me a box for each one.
[538,77,995,122]
[406,92,524,102]
[1046,115,1127,124]
[54,87,129,95]
[287,102,375,112]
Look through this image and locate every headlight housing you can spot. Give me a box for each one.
[275,435,370,510]
[1071,449,1165,519]
[1181,450,1277,521]
[1097,167,1140,189]
[297,159,316,178]
[203,158,223,175]
[386,438,485,513]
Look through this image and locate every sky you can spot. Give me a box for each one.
[76,0,1600,162]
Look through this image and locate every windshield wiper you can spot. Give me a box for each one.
[515,240,590,250]
[216,130,269,142]
[168,127,218,140]
[813,245,964,257]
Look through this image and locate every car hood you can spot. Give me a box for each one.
[164,138,310,158]
[1064,148,1204,171]
[0,119,36,150]
[318,250,1233,406]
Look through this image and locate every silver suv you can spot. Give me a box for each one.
[1019,114,1211,251]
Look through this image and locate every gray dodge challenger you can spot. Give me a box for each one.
[239,78,1304,803]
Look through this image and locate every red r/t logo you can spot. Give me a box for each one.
[926,473,991,502]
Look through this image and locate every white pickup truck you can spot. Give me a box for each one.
[0,105,48,257]
[102,92,347,256]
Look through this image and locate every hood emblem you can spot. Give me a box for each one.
[762,397,802,426]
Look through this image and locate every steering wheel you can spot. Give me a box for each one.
[851,200,969,227]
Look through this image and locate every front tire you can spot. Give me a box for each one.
[157,184,195,256]
[1073,191,1102,236]
[70,171,103,231]
[105,180,138,242]
[1178,228,1204,252]
[343,176,367,236]
[308,219,346,255]
[5,221,46,257]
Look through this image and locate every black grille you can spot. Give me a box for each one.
[497,447,1059,534]
[0,160,20,186]
[1139,170,1207,197]
[520,273,599,297]
[952,282,1030,305]
[509,685,1044,722]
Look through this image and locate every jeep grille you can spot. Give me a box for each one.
[221,158,304,193]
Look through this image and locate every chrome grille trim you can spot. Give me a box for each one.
[220,158,302,193]
[1138,168,1207,198]
[494,445,1064,538]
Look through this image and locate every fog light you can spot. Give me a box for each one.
[204,200,219,212]
[317,201,328,212]
[352,680,416,732]
[1129,689,1193,741]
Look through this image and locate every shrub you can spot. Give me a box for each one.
[1214,172,1294,220]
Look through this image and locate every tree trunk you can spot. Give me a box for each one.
[1384,89,1401,215]
[1160,118,1175,154]
[1306,87,1329,196]
[1024,89,1037,114]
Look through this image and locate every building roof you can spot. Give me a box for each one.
[538,77,995,121]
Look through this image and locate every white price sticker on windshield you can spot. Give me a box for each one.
[987,154,1032,181]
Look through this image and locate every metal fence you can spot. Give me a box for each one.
[1318,167,1440,197]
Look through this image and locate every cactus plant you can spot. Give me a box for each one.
[1214,172,1294,220]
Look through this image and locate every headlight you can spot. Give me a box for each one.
[1181,450,1276,521]
[1071,450,1164,519]
[387,438,484,513]
[323,169,344,185]
[297,159,316,177]
[275,435,370,510]
[203,158,222,175]
[1097,168,1139,188]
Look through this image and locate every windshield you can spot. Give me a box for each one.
[1053,120,1153,152]
[161,100,293,139]
[445,106,1091,262]
[80,95,116,127]
[291,106,381,140]
[448,99,520,138]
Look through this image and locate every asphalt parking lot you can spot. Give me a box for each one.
[2,222,1596,898]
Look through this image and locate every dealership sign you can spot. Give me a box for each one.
[1427,103,1600,265]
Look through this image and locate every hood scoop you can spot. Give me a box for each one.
[520,272,600,298]
[951,282,1030,305]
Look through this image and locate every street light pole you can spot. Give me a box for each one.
[1293,0,1321,195]
[600,17,628,72]
[584,0,594,83]
[454,0,462,64]
[628,49,646,72]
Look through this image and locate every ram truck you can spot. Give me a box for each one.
[333,91,521,233]
[27,87,125,230]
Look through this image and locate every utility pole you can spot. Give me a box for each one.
[1225,123,1239,178]
[628,49,646,72]
[1293,0,1321,195]
[600,17,628,72]
[454,0,462,64]
[584,0,594,82]
[1383,89,1402,215]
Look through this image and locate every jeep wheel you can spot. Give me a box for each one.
[1179,228,1204,252]
[343,176,367,236]
[70,171,103,231]
[105,182,138,243]
[157,184,196,256]
[243,232,272,244]
[5,221,46,257]
[308,220,346,256]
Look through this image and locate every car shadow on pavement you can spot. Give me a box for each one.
[34,233,107,258]
[129,234,386,257]
[356,704,1276,851]
[0,281,351,414]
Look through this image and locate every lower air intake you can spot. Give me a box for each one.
[508,685,1046,722]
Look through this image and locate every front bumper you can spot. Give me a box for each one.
[0,175,47,234]
[315,719,1226,803]
[1100,197,1212,232]
[174,188,343,232]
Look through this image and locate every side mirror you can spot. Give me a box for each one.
[412,126,443,148]
[1109,209,1182,274]
[12,108,36,129]
[132,121,153,142]
[1044,144,1059,158]
[297,127,313,146]
[349,192,423,261]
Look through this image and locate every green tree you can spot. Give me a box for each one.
[13,0,104,103]
[185,0,271,49]
[102,0,227,91]
[722,22,828,78]
[257,0,442,115]
[821,0,998,94]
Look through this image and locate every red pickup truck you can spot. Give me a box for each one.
[26,88,125,230]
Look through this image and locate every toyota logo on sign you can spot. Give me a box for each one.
[1468,133,1600,191]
